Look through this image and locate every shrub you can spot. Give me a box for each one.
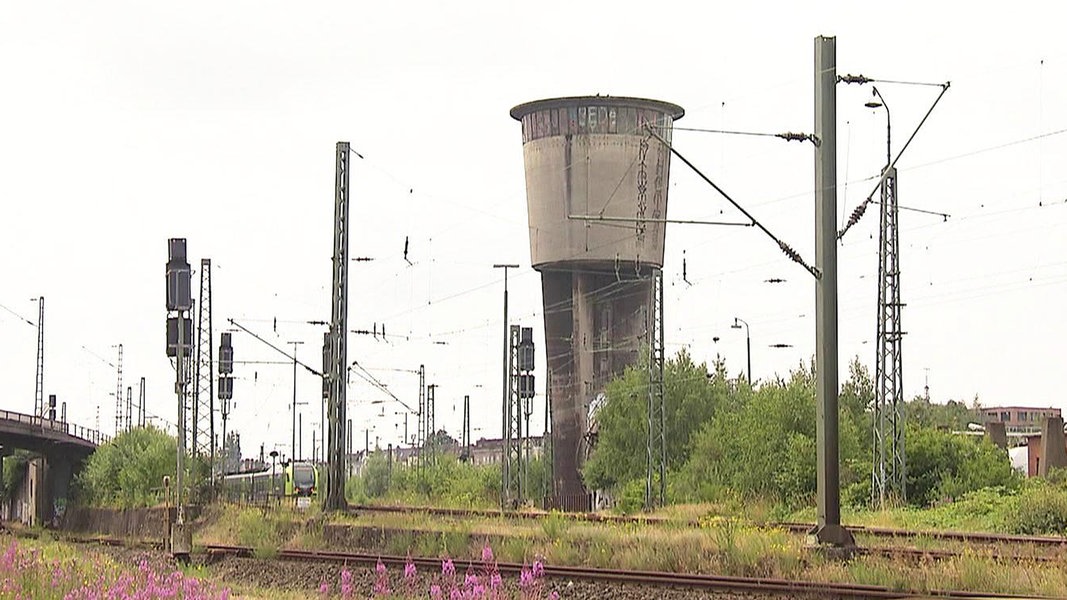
[349,453,503,509]
[1005,481,1067,535]
[2,451,32,501]
[76,426,177,507]
[905,427,1020,507]
[236,508,283,555]
[614,478,647,515]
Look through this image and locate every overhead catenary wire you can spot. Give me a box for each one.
[644,126,820,279]
[320,92,1065,409]
[349,359,418,414]
[0,299,116,368]
[0,301,35,327]
[341,99,1059,330]
[671,125,817,144]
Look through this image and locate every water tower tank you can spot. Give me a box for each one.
[511,96,683,506]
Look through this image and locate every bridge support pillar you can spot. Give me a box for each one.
[44,454,74,527]
[0,447,10,502]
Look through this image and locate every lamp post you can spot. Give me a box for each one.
[269,450,279,503]
[289,341,304,467]
[865,87,891,168]
[731,317,751,385]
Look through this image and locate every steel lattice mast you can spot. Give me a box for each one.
[416,365,426,474]
[504,325,523,506]
[426,384,437,466]
[193,258,214,464]
[873,167,906,504]
[33,297,44,420]
[114,344,123,435]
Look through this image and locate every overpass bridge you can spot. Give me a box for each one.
[0,409,110,526]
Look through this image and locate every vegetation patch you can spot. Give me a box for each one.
[0,534,229,599]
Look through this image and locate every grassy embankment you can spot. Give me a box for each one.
[194,502,1067,597]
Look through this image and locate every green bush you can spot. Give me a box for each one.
[676,364,865,508]
[905,427,1021,506]
[348,452,503,509]
[236,507,282,553]
[614,478,647,515]
[2,451,33,501]
[362,452,391,497]
[76,426,177,507]
[1005,481,1067,535]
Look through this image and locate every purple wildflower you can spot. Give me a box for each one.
[372,560,390,596]
[342,566,355,598]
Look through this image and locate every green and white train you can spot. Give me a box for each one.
[219,461,319,504]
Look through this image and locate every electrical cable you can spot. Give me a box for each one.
[0,301,35,327]
[646,127,819,278]
[838,82,952,240]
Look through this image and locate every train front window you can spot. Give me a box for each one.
[293,465,314,488]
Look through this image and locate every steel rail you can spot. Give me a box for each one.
[352,504,1067,548]
[201,544,1056,599]
[776,522,1067,547]
[21,528,1057,598]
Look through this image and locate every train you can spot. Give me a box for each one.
[219,461,320,505]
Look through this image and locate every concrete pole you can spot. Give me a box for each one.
[812,35,854,548]
[291,342,302,466]
[493,264,518,507]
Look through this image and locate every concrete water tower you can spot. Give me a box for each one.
[510,96,684,505]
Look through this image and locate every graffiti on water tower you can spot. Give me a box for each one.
[520,105,676,143]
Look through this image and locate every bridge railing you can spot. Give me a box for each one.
[0,409,111,445]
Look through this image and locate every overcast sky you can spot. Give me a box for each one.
[1,1,1065,461]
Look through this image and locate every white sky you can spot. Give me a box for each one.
[1,1,1065,461]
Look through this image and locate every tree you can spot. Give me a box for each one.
[905,426,1020,506]
[362,451,391,497]
[840,358,874,454]
[677,361,868,507]
[76,426,176,507]
[907,396,976,431]
[582,349,731,494]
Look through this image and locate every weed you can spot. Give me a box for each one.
[540,511,569,541]
[236,507,282,555]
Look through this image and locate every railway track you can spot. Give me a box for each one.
[66,529,1062,565]
[351,503,1067,549]
[201,543,1055,599]
[11,526,1056,598]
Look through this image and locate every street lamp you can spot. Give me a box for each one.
[865,87,891,167]
[269,450,279,502]
[731,317,751,385]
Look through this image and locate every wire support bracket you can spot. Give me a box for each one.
[644,125,821,279]
[838,80,952,240]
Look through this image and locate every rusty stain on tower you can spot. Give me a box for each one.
[510,96,684,506]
